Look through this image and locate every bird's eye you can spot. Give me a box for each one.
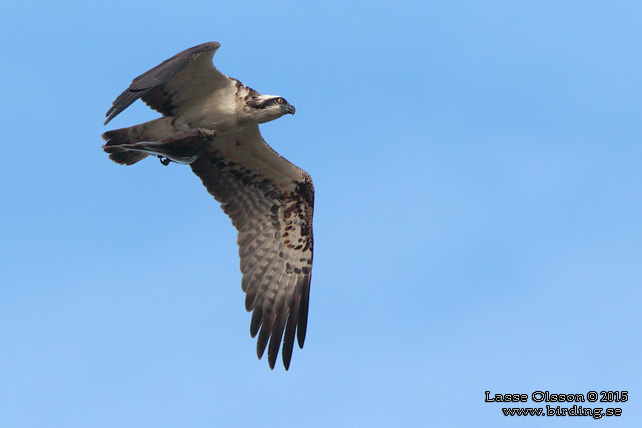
[277,98,284,104]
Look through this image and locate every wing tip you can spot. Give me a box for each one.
[203,41,221,50]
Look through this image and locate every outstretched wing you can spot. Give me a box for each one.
[105,42,227,124]
[190,126,314,370]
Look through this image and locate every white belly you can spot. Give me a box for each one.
[179,85,244,133]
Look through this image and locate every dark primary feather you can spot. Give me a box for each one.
[190,146,314,370]
[104,42,221,124]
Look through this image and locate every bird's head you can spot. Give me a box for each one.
[246,95,295,124]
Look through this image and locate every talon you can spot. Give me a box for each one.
[157,155,171,166]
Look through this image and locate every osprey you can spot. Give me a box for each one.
[102,42,314,370]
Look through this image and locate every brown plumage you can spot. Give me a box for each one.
[102,42,313,370]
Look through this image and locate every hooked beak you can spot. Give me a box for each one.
[283,103,296,115]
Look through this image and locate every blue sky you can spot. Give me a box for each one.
[1,1,641,427]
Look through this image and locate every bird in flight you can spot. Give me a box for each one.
[102,42,314,370]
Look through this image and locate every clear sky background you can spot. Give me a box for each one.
[1,1,641,427]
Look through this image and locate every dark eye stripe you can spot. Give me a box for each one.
[249,97,286,109]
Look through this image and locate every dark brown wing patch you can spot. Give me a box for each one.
[104,42,221,124]
[190,149,314,370]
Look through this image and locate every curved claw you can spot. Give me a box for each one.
[158,155,171,166]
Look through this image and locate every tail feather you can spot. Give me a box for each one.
[102,129,215,166]
[102,145,149,165]
[102,117,177,166]
[108,151,149,165]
